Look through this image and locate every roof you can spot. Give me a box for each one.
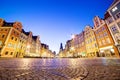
[104,12,111,19]
[23,31,30,36]
[41,43,49,49]
[32,36,37,40]
[2,21,14,27]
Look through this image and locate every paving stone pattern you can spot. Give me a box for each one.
[0,58,120,80]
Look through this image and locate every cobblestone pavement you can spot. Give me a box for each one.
[0,58,120,80]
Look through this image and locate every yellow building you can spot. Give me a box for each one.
[18,29,28,57]
[40,43,54,58]
[93,16,119,57]
[84,25,99,57]
[64,40,73,57]
[0,19,23,57]
[24,31,41,57]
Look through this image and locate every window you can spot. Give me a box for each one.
[2,35,5,38]
[118,22,120,28]
[112,7,118,12]
[5,29,7,31]
[14,31,16,34]
[0,41,2,46]
[5,51,8,55]
[106,17,113,24]
[99,41,102,46]
[115,12,120,19]
[95,43,97,47]
[102,40,106,45]
[8,43,12,47]
[102,27,105,30]
[11,37,14,40]
[104,32,108,36]
[15,38,17,41]
[10,52,13,55]
[111,26,119,34]
[106,38,111,44]
[17,28,19,30]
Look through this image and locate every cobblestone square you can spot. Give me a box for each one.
[0,58,120,80]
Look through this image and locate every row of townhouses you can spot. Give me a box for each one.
[61,0,120,58]
[0,18,54,58]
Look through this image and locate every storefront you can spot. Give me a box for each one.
[99,46,115,57]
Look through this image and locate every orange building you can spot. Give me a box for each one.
[105,0,120,55]
[0,19,23,57]
[93,16,119,57]
[0,18,42,58]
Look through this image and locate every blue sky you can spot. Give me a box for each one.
[0,0,113,53]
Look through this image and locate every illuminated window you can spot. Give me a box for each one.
[8,43,12,47]
[99,41,102,46]
[112,7,118,12]
[0,41,2,45]
[102,40,106,45]
[106,38,111,43]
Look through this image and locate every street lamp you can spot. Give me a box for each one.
[71,34,75,39]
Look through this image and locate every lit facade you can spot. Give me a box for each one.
[84,25,99,57]
[64,40,73,57]
[78,31,86,57]
[0,19,23,57]
[105,0,120,55]
[18,29,28,57]
[40,43,54,57]
[24,31,41,57]
[64,31,86,57]
[0,18,42,58]
[93,16,119,57]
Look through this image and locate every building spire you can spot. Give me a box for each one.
[60,43,63,51]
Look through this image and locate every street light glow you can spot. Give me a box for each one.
[71,34,75,39]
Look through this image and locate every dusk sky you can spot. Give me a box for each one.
[0,0,113,53]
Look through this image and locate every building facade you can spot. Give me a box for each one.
[40,43,54,57]
[84,25,99,57]
[78,31,86,57]
[64,40,73,57]
[0,19,23,57]
[105,0,120,55]
[93,16,119,57]
[0,18,42,58]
